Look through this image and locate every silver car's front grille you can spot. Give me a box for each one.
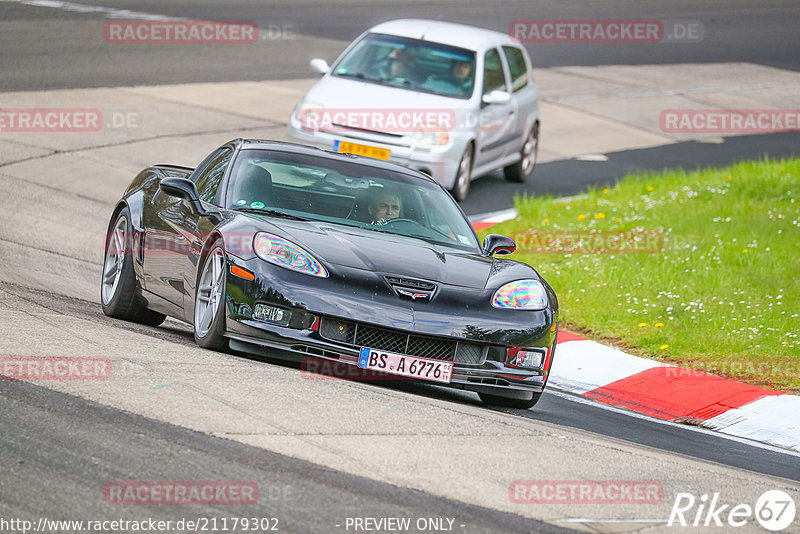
[324,125,411,148]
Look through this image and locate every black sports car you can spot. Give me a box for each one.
[101,139,558,408]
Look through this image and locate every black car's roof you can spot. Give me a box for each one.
[230,138,438,185]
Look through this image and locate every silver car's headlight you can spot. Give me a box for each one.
[293,101,325,131]
[491,279,548,310]
[254,233,328,278]
[411,130,450,146]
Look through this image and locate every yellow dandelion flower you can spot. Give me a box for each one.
[615,218,621,223]
[594,213,605,219]
[543,218,549,223]
[647,186,654,192]
[578,214,586,221]
[742,249,748,253]
[603,188,609,194]
[638,322,647,327]
[659,344,669,350]
[655,322,664,327]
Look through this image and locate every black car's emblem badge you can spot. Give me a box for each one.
[396,288,431,301]
[386,276,437,302]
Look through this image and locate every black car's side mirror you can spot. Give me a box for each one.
[160,177,198,201]
[484,234,516,256]
[159,177,209,215]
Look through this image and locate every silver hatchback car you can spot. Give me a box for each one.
[288,19,540,201]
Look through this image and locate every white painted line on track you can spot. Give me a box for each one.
[16,0,176,20]
[468,207,518,223]
[549,339,662,394]
[547,388,800,458]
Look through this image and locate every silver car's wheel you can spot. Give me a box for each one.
[503,122,539,183]
[101,215,127,305]
[194,247,225,338]
[520,125,538,175]
[450,143,473,202]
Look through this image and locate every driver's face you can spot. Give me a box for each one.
[369,195,401,220]
[390,59,406,77]
[454,61,471,79]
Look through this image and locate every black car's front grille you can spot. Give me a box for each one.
[318,317,495,364]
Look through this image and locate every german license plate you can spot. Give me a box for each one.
[334,140,390,160]
[358,347,453,384]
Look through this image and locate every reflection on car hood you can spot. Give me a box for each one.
[278,220,491,288]
[303,76,473,115]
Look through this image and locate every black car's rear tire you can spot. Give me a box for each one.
[503,122,539,183]
[478,391,542,409]
[101,206,166,326]
[193,239,229,351]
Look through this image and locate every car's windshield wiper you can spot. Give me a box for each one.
[336,71,379,83]
[232,207,311,221]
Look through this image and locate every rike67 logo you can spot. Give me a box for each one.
[669,490,796,531]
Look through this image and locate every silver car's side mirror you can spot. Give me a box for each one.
[481,90,511,106]
[309,58,330,75]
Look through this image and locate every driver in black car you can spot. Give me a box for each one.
[367,191,402,225]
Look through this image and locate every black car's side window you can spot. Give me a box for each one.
[194,148,232,204]
[502,46,529,92]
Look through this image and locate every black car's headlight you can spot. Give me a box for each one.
[491,279,548,310]
[253,232,328,278]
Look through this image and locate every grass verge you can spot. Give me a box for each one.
[483,158,800,392]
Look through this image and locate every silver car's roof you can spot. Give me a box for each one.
[367,19,520,51]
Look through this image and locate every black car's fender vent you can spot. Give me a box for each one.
[318,317,493,365]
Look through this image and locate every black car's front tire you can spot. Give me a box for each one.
[193,239,229,351]
[101,207,166,326]
[478,391,542,409]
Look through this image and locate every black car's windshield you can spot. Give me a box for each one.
[333,33,476,99]
[226,149,480,251]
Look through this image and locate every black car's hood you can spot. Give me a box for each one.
[277,221,493,288]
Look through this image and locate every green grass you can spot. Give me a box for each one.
[483,158,800,392]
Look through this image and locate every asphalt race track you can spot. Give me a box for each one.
[1,1,799,533]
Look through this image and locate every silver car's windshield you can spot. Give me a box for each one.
[333,33,476,99]
[226,149,481,251]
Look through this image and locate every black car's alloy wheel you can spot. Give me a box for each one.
[193,239,229,351]
[101,207,166,326]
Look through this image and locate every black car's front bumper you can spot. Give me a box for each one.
[222,254,557,396]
